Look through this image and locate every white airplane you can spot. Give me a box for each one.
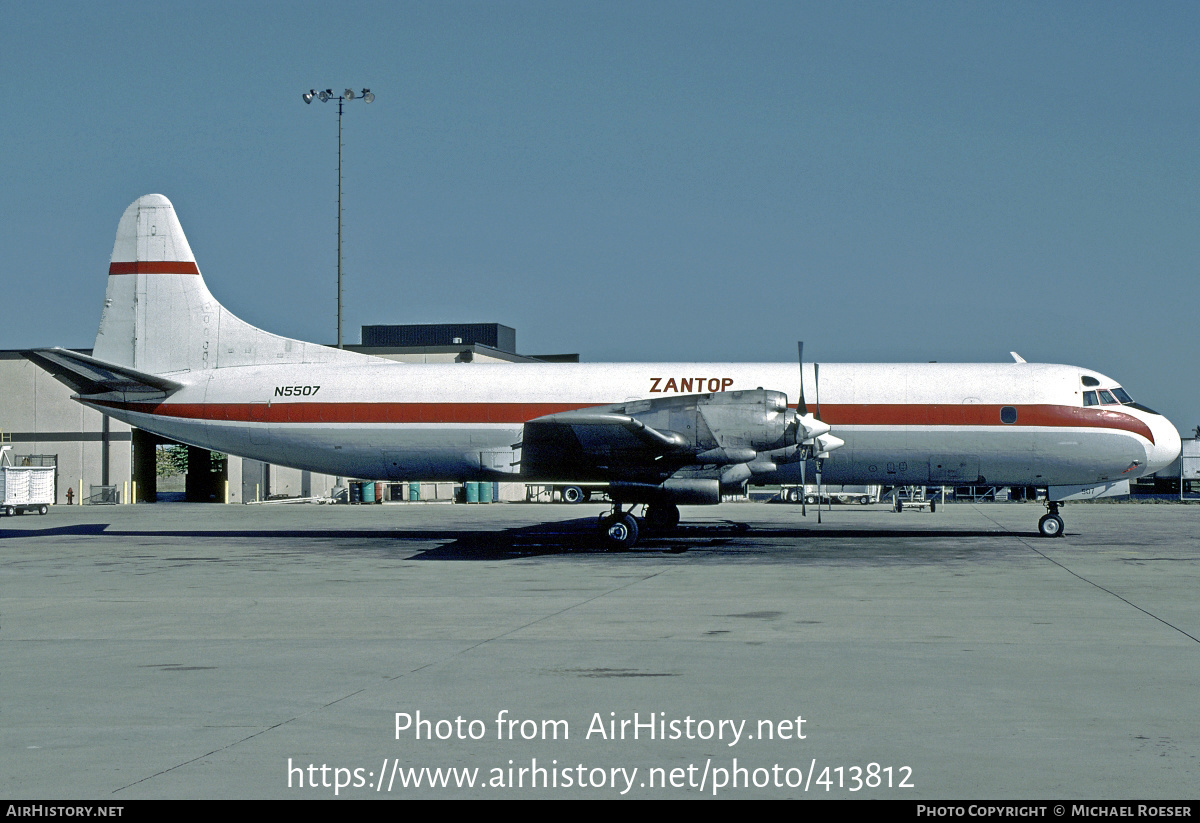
[28,195,1182,547]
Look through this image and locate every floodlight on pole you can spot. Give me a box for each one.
[301,86,375,348]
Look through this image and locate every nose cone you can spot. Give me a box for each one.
[1145,415,1183,476]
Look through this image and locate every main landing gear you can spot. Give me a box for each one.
[599,506,639,550]
[1038,501,1065,538]
[598,503,681,550]
[644,503,681,531]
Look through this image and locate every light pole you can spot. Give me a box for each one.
[302,87,375,349]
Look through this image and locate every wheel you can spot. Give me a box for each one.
[858,496,870,505]
[1038,514,1064,538]
[644,503,680,531]
[3,506,13,517]
[599,513,639,550]
[561,486,584,504]
[38,505,48,515]
[805,494,819,505]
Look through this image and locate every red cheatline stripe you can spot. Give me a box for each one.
[108,261,199,275]
[814,403,1154,444]
[86,400,1156,444]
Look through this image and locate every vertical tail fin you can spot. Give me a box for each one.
[92,194,372,374]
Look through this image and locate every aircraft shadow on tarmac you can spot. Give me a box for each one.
[0,523,113,538]
[0,519,1027,561]
[409,519,1024,560]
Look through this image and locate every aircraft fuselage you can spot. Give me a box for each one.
[85,359,1177,489]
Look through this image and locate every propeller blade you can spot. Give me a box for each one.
[814,362,822,422]
[797,341,808,417]
[800,453,807,517]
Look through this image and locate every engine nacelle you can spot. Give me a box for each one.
[608,479,721,506]
[692,389,796,451]
[622,388,798,456]
[719,460,778,494]
[521,388,831,494]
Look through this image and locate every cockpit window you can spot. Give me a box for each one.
[1081,376,1101,387]
[1098,390,1118,405]
[1083,391,1098,407]
[1110,385,1160,415]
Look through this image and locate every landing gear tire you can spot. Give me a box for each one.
[1038,514,1065,538]
[644,503,680,532]
[599,513,639,550]
[561,485,584,504]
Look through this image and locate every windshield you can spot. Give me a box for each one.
[1112,386,1160,415]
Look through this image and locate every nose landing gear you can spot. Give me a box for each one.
[1038,502,1065,538]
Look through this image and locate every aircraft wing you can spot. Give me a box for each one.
[519,389,807,484]
[519,407,695,484]
[22,348,183,401]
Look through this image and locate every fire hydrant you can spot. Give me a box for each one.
[66,487,74,505]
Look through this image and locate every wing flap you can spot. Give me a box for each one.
[520,409,690,482]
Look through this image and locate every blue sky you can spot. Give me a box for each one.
[2,2,1197,429]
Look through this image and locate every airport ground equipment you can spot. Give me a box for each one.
[781,484,879,505]
[1,448,54,516]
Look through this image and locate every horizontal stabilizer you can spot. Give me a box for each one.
[23,348,183,400]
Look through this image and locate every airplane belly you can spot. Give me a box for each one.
[258,423,522,481]
[88,399,523,481]
[1032,429,1147,485]
[905,427,1036,485]
[754,424,1149,488]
